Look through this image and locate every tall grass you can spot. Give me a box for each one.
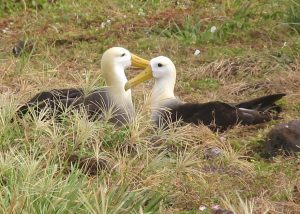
[0,0,299,212]
[286,0,300,32]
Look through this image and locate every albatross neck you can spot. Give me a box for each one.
[103,64,133,107]
[151,77,176,108]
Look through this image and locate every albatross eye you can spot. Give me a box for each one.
[121,53,126,57]
[158,63,163,67]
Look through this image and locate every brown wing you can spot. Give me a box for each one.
[162,100,282,131]
[83,89,111,121]
[16,88,84,118]
[162,101,239,131]
[83,89,133,125]
[16,88,132,125]
[235,93,285,112]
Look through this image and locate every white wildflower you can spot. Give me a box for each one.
[130,4,134,8]
[101,22,106,29]
[194,49,201,56]
[199,205,207,211]
[138,8,145,16]
[2,27,9,33]
[210,26,217,33]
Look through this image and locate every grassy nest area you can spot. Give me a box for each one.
[0,0,299,213]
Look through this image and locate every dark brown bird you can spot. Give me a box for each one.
[16,47,149,125]
[265,120,300,156]
[12,40,34,57]
[125,56,285,131]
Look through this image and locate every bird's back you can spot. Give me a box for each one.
[84,88,134,125]
[16,87,134,125]
[155,94,285,131]
[16,88,84,118]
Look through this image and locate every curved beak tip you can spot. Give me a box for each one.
[124,82,130,91]
[131,54,149,69]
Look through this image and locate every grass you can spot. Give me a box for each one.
[0,0,300,213]
[285,0,300,33]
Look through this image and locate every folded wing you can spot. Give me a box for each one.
[160,93,286,131]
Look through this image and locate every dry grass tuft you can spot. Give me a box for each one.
[196,57,263,81]
[222,192,255,214]
[0,0,299,212]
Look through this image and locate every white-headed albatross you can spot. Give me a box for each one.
[125,56,285,131]
[17,47,149,125]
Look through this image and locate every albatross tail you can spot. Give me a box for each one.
[235,93,286,112]
[236,93,286,125]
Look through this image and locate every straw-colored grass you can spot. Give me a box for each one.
[0,0,299,213]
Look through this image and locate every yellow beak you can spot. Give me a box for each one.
[131,54,149,69]
[125,65,153,91]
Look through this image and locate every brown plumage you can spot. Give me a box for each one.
[16,88,84,118]
[159,94,285,131]
[16,88,134,124]
[265,120,300,156]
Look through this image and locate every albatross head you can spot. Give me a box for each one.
[100,47,149,118]
[124,56,176,105]
[97,47,149,124]
[101,47,149,89]
[150,56,176,80]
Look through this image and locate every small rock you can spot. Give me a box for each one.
[265,120,300,156]
[205,147,223,159]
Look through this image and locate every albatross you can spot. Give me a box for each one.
[125,56,285,131]
[17,47,149,125]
